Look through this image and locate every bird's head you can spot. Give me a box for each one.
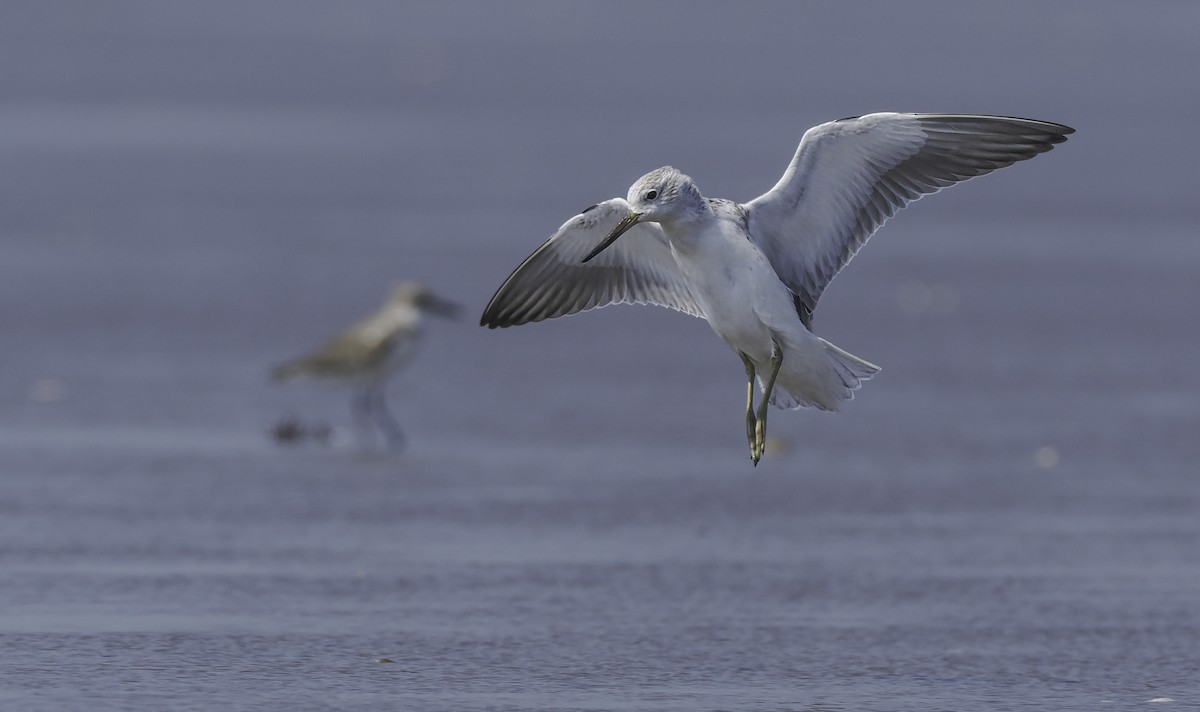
[625,166,701,222]
[582,167,703,263]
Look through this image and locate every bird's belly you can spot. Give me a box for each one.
[696,277,772,349]
[673,234,792,360]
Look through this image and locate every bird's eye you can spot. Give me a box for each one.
[644,190,658,200]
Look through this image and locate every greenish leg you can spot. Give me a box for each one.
[738,352,758,462]
[753,341,784,465]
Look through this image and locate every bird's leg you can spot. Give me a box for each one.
[753,340,784,465]
[352,385,377,449]
[739,351,759,462]
[369,382,406,452]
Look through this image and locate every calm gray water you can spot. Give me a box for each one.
[2,2,1198,710]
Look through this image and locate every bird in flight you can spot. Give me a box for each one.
[273,281,460,450]
[481,113,1073,464]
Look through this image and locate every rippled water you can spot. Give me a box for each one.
[2,2,1198,710]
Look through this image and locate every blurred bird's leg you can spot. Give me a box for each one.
[369,382,406,452]
[352,385,377,449]
[753,340,784,466]
[739,352,759,463]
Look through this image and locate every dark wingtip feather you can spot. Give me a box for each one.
[479,309,510,328]
[916,114,1076,138]
[479,303,503,328]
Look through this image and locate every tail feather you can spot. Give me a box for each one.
[271,361,305,381]
[821,338,881,387]
[765,337,880,411]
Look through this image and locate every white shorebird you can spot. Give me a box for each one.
[273,281,460,449]
[481,113,1073,464]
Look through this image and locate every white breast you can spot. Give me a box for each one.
[666,216,792,361]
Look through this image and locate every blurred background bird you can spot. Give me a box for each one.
[271,281,460,449]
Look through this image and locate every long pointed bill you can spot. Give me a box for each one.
[581,211,641,263]
[419,293,463,320]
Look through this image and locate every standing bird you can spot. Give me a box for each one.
[480,113,1073,464]
[272,281,460,449]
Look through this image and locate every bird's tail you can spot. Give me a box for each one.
[821,339,881,394]
[270,361,306,382]
[765,337,880,411]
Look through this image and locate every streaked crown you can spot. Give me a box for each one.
[626,166,704,219]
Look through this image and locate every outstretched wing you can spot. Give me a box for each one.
[480,198,704,328]
[745,113,1074,317]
